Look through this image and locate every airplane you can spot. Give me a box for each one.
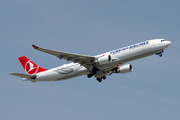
[10,39,171,83]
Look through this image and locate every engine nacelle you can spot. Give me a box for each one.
[95,55,111,65]
[116,64,133,74]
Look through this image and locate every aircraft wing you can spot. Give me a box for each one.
[32,45,95,66]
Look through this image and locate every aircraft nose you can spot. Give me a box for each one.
[166,41,171,46]
[167,41,171,45]
[163,41,171,49]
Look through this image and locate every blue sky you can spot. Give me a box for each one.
[0,0,180,120]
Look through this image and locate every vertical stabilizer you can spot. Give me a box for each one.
[18,56,48,75]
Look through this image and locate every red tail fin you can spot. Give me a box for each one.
[18,56,48,75]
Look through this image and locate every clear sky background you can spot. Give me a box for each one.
[0,0,180,120]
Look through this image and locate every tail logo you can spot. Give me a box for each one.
[25,61,39,74]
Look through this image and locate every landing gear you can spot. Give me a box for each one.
[156,50,164,57]
[87,74,93,78]
[159,54,163,57]
[87,66,107,82]
[97,78,102,82]
[87,71,96,78]
[87,66,99,78]
[102,76,106,80]
[96,76,106,82]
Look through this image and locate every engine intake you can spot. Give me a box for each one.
[95,55,112,65]
[116,64,133,74]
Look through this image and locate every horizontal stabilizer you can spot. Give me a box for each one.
[10,73,37,79]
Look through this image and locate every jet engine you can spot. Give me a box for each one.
[116,64,133,74]
[95,55,112,65]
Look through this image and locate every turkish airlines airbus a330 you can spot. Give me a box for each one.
[11,39,171,82]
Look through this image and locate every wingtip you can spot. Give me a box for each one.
[32,44,39,49]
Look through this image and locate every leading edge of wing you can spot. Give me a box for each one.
[32,44,95,65]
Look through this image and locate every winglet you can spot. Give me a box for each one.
[32,44,39,49]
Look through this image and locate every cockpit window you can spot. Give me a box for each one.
[161,40,165,42]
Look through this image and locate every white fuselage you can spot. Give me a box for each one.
[31,39,171,81]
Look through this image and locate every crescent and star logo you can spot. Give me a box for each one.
[25,61,39,74]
